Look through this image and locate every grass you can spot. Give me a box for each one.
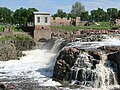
[0,34,32,41]
[11,26,23,32]
[51,22,111,31]
[0,25,23,32]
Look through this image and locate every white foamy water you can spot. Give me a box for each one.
[69,36,120,49]
[0,49,61,86]
[0,35,120,89]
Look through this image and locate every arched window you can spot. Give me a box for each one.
[42,27,44,30]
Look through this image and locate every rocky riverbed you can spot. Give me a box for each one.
[52,30,120,89]
[1,29,120,90]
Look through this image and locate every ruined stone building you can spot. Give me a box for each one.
[33,12,81,42]
[115,19,120,25]
[50,17,81,26]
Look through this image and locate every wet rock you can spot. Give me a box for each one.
[98,46,120,53]
[53,47,103,86]
[53,48,80,82]
[88,50,102,60]
[107,52,120,84]
[0,83,16,90]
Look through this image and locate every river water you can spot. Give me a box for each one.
[0,35,120,90]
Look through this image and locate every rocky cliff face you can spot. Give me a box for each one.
[0,44,22,61]
[53,46,119,88]
[0,35,35,61]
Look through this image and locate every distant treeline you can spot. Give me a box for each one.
[0,2,120,26]
[52,2,120,23]
[0,7,38,26]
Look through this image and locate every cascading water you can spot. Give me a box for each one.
[70,52,118,88]
[51,38,65,53]
[0,35,120,90]
[0,50,61,89]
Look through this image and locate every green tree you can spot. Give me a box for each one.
[118,10,120,19]
[71,2,85,17]
[27,8,38,23]
[91,8,108,22]
[13,7,28,25]
[80,11,89,21]
[107,8,118,21]
[52,9,67,18]
[0,7,13,24]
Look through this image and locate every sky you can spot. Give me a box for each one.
[0,0,120,14]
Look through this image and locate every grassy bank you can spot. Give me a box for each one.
[0,25,23,32]
[0,34,32,41]
[51,22,111,31]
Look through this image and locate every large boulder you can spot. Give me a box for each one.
[98,46,120,53]
[0,83,16,90]
[53,47,79,82]
[53,48,102,85]
[0,44,22,61]
[53,46,118,88]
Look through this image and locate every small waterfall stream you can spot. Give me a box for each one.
[51,38,65,53]
[70,52,118,88]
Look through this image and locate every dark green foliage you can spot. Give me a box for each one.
[107,8,118,21]
[80,11,89,21]
[52,9,67,18]
[91,8,109,22]
[0,7,38,26]
[27,8,38,23]
[0,7,13,24]
[13,7,28,25]
[13,7,38,26]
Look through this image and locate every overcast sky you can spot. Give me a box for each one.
[0,0,120,14]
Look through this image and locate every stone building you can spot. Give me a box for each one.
[115,19,120,25]
[50,17,81,26]
[34,12,51,42]
[33,12,81,43]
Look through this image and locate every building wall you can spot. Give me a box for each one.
[76,17,81,26]
[34,12,51,42]
[50,17,81,26]
[33,12,81,43]
[115,19,120,26]
[34,30,52,42]
[34,14,50,26]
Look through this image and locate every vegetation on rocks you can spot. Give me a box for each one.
[0,34,32,41]
[0,34,35,61]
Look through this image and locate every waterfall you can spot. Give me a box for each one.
[51,38,65,53]
[70,52,118,88]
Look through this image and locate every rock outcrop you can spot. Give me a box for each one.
[0,83,16,90]
[0,35,35,61]
[107,52,120,84]
[53,47,118,88]
[0,44,22,61]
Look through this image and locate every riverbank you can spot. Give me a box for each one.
[0,33,35,61]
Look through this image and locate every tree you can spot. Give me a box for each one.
[91,8,108,22]
[71,2,85,17]
[0,7,13,24]
[80,11,89,21]
[118,10,120,19]
[13,7,28,25]
[107,8,118,21]
[27,8,38,23]
[52,9,67,18]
